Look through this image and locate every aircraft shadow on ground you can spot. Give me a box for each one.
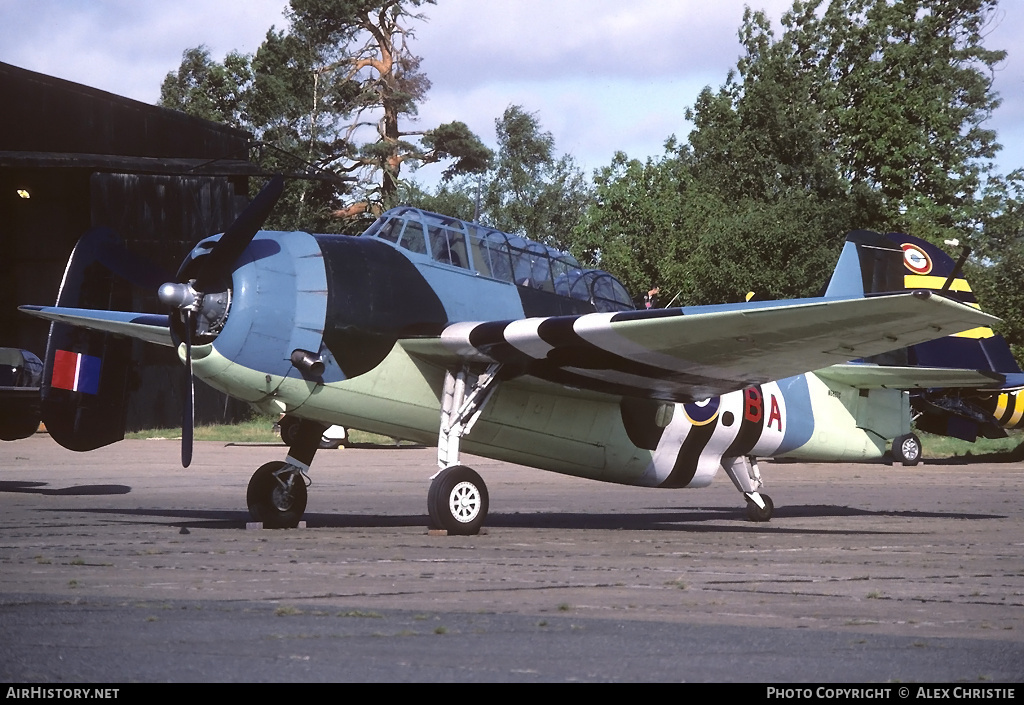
[37,503,1004,534]
[0,480,131,496]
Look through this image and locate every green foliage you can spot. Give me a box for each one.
[808,0,1005,237]
[570,148,691,299]
[399,176,480,222]
[572,0,1015,312]
[422,121,493,179]
[405,105,588,252]
[970,170,1024,356]
[159,47,251,127]
[572,143,864,305]
[158,0,489,228]
[482,106,592,248]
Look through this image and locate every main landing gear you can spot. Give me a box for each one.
[247,461,307,528]
[428,465,489,535]
[244,365,502,534]
[723,455,774,522]
[245,417,326,528]
[429,364,502,535]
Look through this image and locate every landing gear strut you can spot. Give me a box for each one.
[429,364,501,535]
[723,455,774,522]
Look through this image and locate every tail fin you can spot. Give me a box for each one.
[864,233,1024,441]
[823,230,906,299]
[37,228,136,451]
[882,233,1021,377]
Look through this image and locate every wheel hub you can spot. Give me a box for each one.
[449,481,481,523]
[271,472,298,511]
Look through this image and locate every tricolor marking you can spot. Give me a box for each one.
[51,350,101,395]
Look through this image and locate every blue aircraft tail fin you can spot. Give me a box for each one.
[37,228,136,451]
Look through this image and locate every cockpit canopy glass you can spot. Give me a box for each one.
[363,207,634,312]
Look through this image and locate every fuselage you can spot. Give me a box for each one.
[184,210,907,489]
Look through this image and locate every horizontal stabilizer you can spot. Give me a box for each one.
[19,306,173,347]
[816,363,1010,390]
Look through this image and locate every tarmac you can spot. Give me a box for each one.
[1,435,1022,683]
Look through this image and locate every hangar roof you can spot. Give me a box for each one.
[0,61,258,176]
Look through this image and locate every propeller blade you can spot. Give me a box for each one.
[193,175,284,292]
[181,309,194,468]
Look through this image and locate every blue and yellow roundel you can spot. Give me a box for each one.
[683,397,720,426]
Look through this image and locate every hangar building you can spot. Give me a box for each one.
[0,61,261,430]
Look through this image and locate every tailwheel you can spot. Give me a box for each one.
[247,461,307,528]
[428,465,488,536]
[745,493,774,522]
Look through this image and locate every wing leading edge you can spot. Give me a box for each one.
[402,292,1000,402]
[19,306,173,347]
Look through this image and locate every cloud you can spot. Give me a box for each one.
[0,0,286,102]
[1,0,1021,177]
[416,0,793,87]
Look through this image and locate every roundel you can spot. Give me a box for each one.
[683,397,720,426]
[901,243,932,275]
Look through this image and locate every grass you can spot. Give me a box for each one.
[919,430,1024,460]
[125,417,279,443]
[125,417,403,446]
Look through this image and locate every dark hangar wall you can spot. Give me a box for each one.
[0,61,259,429]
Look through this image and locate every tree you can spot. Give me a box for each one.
[971,169,1024,358]
[482,106,591,248]
[159,47,251,127]
[573,0,1011,305]
[573,140,865,305]
[570,146,692,301]
[159,0,490,230]
[774,0,1005,241]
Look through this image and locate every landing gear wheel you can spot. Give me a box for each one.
[892,433,922,466]
[428,465,488,536]
[279,416,300,446]
[746,494,774,522]
[280,415,339,449]
[247,461,307,528]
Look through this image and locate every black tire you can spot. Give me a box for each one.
[428,465,488,536]
[281,415,339,449]
[746,494,774,522]
[892,433,922,466]
[246,461,307,528]
[279,416,300,446]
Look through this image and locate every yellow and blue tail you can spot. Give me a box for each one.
[867,232,1023,440]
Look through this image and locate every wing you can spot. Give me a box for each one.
[19,306,173,347]
[402,292,1000,402]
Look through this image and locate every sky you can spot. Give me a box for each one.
[2,0,1022,187]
